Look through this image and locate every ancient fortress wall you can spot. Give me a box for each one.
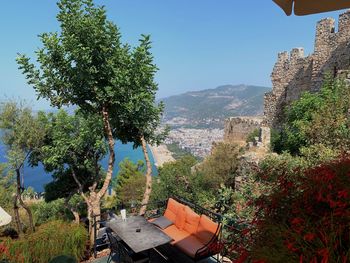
[224,117,263,145]
[265,11,350,128]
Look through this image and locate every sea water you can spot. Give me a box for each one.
[0,141,157,193]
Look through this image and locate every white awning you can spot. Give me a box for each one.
[0,206,12,226]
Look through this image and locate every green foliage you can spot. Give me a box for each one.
[165,143,194,160]
[272,77,350,154]
[112,159,146,205]
[31,199,74,225]
[16,0,165,147]
[151,156,198,202]
[246,128,260,143]
[22,187,35,199]
[4,220,87,263]
[0,165,15,211]
[0,102,46,169]
[198,142,240,189]
[31,109,107,202]
[152,143,243,213]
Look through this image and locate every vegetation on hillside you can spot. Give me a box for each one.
[162,85,270,128]
[165,142,196,160]
[272,77,350,155]
[1,221,87,263]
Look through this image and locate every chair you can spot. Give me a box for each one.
[106,228,149,263]
[95,227,109,252]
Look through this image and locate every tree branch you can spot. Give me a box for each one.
[71,168,90,204]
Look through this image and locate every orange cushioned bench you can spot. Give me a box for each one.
[158,198,222,261]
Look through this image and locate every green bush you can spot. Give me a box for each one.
[31,199,71,225]
[4,220,87,263]
[272,77,350,155]
[246,128,260,143]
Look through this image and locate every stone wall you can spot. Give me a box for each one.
[224,116,263,145]
[265,10,350,128]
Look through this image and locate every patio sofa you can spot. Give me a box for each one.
[152,197,222,261]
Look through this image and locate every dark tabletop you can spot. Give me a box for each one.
[106,216,173,253]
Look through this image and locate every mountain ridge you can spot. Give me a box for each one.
[161,84,271,128]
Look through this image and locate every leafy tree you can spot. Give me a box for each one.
[17,0,165,223]
[112,159,146,206]
[151,155,198,202]
[198,142,241,189]
[31,109,107,237]
[0,102,46,233]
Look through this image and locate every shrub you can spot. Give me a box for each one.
[246,128,260,143]
[235,157,350,262]
[272,77,350,155]
[3,220,87,263]
[31,199,74,225]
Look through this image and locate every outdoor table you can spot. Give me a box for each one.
[106,215,173,254]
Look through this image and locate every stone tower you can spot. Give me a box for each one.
[264,10,350,128]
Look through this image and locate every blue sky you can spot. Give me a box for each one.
[0,1,344,110]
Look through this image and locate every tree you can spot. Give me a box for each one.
[17,0,164,230]
[198,142,241,189]
[151,155,198,202]
[31,109,108,238]
[113,159,146,206]
[0,102,46,233]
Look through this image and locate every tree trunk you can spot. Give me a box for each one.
[139,137,153,216]
[13,195,21,234]
[98,107,115,199]
[16,169,34,233]
[88,193,101,245]
[72,210,80,224]
[64,197,80,224]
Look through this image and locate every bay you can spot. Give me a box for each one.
[0,141,157,193]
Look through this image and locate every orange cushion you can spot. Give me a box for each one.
[175,206,186,230]
[175,235,205,258]
[195,215,219,244]
[163,225,190,244]
[164,209,176,222]
[183,206,200,235]
[164,198,183,222]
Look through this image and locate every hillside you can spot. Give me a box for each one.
[161,84,271,128]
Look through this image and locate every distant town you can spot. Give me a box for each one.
[164,128,224,158]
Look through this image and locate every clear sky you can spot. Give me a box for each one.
[0,1,344,110]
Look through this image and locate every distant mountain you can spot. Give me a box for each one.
[161,84,271,128]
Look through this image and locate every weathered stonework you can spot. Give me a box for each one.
[224,116,263,145]
[265,10,350,128]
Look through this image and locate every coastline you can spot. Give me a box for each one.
[149,144,175,167]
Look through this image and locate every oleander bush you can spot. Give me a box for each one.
[232,157,350,263]
[1,220,87,263]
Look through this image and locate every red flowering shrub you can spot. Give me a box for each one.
[234,157,350,262]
